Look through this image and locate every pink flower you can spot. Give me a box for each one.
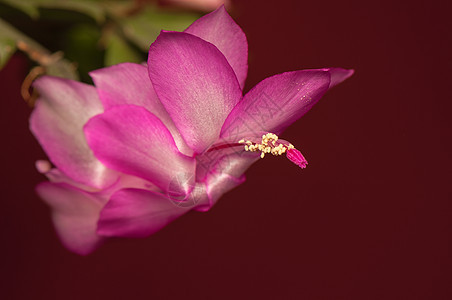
[30,6,353,255]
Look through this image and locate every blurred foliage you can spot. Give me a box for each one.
[63,23,103,82]
[0,0,200,82]
[104,30,143,66]
[0,17,78,79]
[0,35,15,69]
[2,0,106,22]
[120,6,199,51]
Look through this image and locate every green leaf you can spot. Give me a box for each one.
[0,36,16,69]
[45,56,78,80]
[63,23,103,82]
[1,0,40,19]
[104,32,143,67]
[120,7,200,51]
[0,17,47,53]
[1,0,106,22]
[0,18,78,79]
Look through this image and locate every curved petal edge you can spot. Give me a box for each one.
[148,31,242,154]
[36,182,105,255]
[185,5,248,89]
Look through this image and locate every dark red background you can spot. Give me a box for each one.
[1,0,451,299]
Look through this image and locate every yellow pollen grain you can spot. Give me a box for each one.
[239,133,292,159]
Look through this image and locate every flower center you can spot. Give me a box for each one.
[238,133,308,169]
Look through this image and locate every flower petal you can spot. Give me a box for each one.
[221,68,353,138]
[36,161,160,196]
[196,171,246,212]
[36,182,105,255]
[148,31,242,154]
[196,142,259,181]
[89,63,193,156]
[30,76,118,189]
[97,188,190,238]
[185,5,248,89]
[84,105,196,196]
[322,67,354,88]
[195,144,256,211]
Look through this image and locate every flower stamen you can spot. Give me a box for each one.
[238,133,308,168]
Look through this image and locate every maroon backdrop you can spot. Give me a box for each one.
[1,0,451,299]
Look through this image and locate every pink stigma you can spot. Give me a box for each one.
[286,148,308,169]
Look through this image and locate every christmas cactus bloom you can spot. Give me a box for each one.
[30,6,353,254]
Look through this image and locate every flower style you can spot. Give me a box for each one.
[30,6,353,255]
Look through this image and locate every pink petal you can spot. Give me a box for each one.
[97,188,191,238]
[322,67,354,88]
[36,162,100,193]
[196,171,246,212]
[148,31,242,154]
[185,5,248,89]
[30,76,118,189]
[195,143,257,211]
[84,105,196,196]
[36,182,105,255]
[221,68,353,138]
[89,63,193,156]
[196,141,259,181]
